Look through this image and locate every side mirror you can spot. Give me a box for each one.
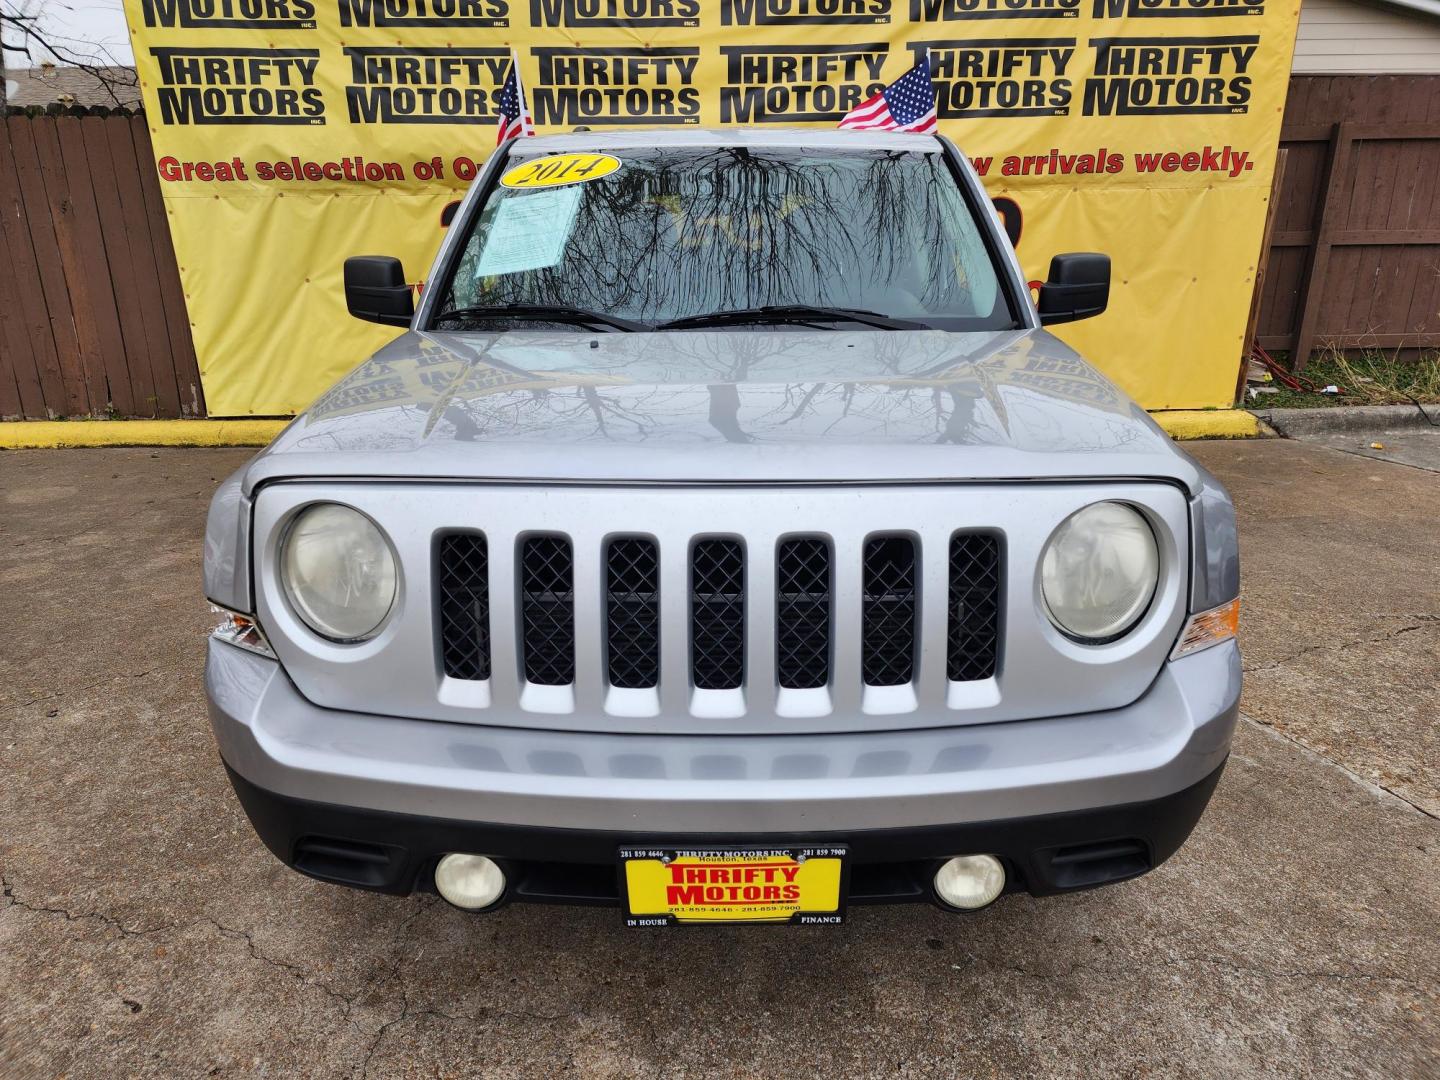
[1038,253,1109,326]
[344,256,413,327]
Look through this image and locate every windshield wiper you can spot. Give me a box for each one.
[432,304,648,332]
[657,304,924,331]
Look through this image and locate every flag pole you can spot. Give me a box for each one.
[512,48,531,135]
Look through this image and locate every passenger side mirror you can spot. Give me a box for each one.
[1038,253,1109,326]
[344,256,414,327]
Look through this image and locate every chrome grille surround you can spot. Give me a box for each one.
[251,482,1190,736]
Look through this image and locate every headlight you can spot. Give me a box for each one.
[1041,502,1158,643]
[280,504,397,642]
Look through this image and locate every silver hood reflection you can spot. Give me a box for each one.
[244,328,1203,493]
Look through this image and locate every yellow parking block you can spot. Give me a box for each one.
[1150,410,1268,440]
[0,419,289,449]
[2,409,1267,449]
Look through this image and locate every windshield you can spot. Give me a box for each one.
[434,146,1015,332]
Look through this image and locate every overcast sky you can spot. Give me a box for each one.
[5,0,135,68]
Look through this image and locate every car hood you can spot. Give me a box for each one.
[243,328,1203,494]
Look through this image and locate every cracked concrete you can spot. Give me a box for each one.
[1200,438,1440,818]
[1,442,1437,1079]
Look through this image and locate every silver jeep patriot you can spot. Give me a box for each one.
[204,128,1240,925]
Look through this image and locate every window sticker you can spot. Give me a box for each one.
[500,152,621,189]
[474,185,584,279]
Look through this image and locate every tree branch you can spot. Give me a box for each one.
[2,5,138,108]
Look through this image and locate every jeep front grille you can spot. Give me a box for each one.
[438,530,1001,705]
[263,482,1191,734]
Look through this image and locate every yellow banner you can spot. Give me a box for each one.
[123,0,1300,416]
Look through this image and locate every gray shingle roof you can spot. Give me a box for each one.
[3,65,141,109]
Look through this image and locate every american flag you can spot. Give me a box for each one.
[838,54,937,134]
[495,50,534,145]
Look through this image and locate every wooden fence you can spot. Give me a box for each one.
[0,108,203,420]
[1255,75,1440,369]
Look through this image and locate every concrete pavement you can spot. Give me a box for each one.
[1,440,1436,1078]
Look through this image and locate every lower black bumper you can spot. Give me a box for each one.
[225,759,1225,909]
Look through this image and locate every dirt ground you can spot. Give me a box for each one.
[1,437,1436,1079]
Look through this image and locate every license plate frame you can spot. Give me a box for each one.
[619,845,849,927]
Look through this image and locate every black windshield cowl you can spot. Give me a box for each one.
[657,305,926,332]
[433,304,648,332]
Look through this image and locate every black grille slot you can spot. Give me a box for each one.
[948,534,1001,682]
[520,536,575,686]
[437,534,490,681]
[691,540,745,690]
[776,538,830,690]
[606,538,660,689]
[862,536,917,686]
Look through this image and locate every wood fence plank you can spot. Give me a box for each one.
[1397,128,1440,333]
[30,117,107,414]
[7,118,88,415]
[82,115,159,415]
[1238,149,1287,401]
[55,116,135,416]
[1332,246,1371,340]
[1258,247,1303,339]
[1366,259,1407,350]
[131,115,205,417]
[0,122,33,418]
[0,117,66,417]
[1402,255,1440,337]
[1292,122,1355,370]
[0,144,29,423]
[105,116,182,418]
[1344,137,1381,237]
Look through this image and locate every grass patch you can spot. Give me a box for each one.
[1255,349,1440,409]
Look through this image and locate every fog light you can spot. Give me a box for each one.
[934,855,1006,910]
[434,853,506,911]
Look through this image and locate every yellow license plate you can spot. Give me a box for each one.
[620,846,847,926]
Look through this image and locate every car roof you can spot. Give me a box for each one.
[509,127,944,154]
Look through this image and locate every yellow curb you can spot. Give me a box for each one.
[3,409,1267,448]
[1150,410,1270,440]
[0,419,289,449]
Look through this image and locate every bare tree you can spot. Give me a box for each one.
[2,0,138,108]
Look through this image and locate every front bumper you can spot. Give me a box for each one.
[206,638,1239,904]
[226,759,1225,905]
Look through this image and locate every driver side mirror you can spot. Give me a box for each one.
[344,256,414,327]
[1038,253,1109,326]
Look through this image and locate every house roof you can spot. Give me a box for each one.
[1360,0,1440,19]
[3,66,141,109]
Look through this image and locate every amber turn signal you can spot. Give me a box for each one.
[1170,598,1240,660]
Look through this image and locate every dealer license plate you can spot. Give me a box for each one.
[619,846,848,927]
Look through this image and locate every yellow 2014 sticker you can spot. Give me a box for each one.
[500,153,621,190]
